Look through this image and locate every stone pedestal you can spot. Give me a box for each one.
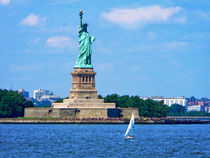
[70,68,98,99]
[52,68,116,109]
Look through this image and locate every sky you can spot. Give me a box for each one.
[0,0,210,98]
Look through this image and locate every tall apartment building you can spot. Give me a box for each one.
[34,89,53,100]
[140,96,187,107]
[18,88,29,98]
[33,89,60,103]
[187,98,210,112]
[187,105,202,111]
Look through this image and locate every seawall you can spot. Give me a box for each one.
[0,117,209,124]
[24,107,140,119]
[0,118,164,124]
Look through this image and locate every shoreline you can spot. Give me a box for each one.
[0,117,209,124]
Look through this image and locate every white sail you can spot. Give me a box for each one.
[124,113,135,137]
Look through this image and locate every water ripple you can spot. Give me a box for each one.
[0,124,209,158]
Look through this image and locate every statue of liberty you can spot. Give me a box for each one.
[74,10,95,68]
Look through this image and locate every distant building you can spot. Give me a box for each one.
[205,101,210,108]
[187,105,202,112]
[140,96,187,107]
[33,89,61,106]
[40,95,60,102]
[186,97,210,112]
[34,89,53,100]
[18,88,29,98]
[189,101,198,106]
[205,106,210,113]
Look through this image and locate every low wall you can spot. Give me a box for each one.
[1,117,209,124]
[24,107,140,119]
[78,108,108,119]
[121,108,139,119]
[24,108,51,118]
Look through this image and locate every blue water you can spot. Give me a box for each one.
[0,124,209,158]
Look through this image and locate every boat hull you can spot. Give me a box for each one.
[124,135,134,139]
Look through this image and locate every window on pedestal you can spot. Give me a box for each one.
[89,76,91,82]
[86,76,88,82]
[82,76,85,82]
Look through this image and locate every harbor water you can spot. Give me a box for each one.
[0,124,209,158]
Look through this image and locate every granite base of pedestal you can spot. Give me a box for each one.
[24,107,140,119]
[52,98,116,109]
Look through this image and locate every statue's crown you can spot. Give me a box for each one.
[83,23,88,26]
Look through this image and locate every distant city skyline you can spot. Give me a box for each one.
[15,87,210,100]
[0,0,209,98]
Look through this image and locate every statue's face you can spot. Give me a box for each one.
[83,24,88,32]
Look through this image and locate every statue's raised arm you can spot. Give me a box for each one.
[74,10,95,68]
[79,10,83,27]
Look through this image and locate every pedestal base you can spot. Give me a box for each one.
[52,98,116,109]
[52,67,116,109]
[69,68,98,99]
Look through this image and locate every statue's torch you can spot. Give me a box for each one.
[79,10,83,16]
[79,10,83,26]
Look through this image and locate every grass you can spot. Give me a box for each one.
[1,117,62,120]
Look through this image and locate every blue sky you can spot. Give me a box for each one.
[0,0,209,98]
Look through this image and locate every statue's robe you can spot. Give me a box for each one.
[75,26,95,67]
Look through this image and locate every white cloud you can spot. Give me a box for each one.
[163,41,188,50]
[127,41,188,53]
[21,14,46,26]
[147,32,156,40]
[197,11,210,21]
[9,63,42,72]
[129,65,141,72]
[95,63,114,72]
[29,38,41,44]
[0,0,10,4]
[102,6,181,28]
[49,0,80,5]
[46,36,76,49]
[183,32,210,40]
[174,16,186,23]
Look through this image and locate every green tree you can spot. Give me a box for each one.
[98,95,103,99]
[185,111,210,116]
[104,94,120,106]
[168,104,186,116]
[103,94,169,117]
[0,89,33,118]
[54,97,69,103]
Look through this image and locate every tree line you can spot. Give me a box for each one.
[0,89,33,118]
[1,90,209,118]
[99,94,169,117]
[168,104,210,116]
[99,94,210,117]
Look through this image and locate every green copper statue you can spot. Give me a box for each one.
[74,10,95,68]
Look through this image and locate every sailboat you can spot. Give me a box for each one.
[124,113,135,139]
